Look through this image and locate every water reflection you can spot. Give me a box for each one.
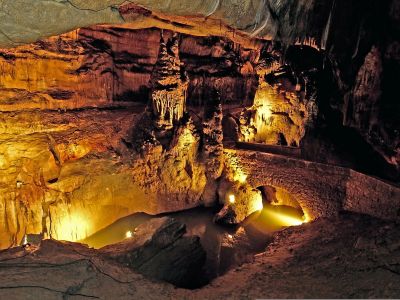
[81,204,304,285]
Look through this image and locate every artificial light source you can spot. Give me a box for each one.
[125,230,133,238]
[254,200,263,211]
[228,194,235,204]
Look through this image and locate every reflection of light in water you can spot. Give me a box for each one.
[229,194,235,204]
[125,230,133,238]
[244,204,305,238]
[262,204,305,227]
[267,210,304,226]
[81,206,307,287]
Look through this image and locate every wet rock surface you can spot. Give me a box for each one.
[0,213,399,299]
[100,217,206,288]
[0,107,208,249]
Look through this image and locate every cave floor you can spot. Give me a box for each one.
[0,212,399,299]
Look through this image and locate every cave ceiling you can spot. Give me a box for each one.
[0,0,326,48]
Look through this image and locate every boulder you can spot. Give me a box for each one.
[214,205,238,226]
[100,217,206,287]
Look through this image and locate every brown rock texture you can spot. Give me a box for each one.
[0,27,258,111]
[100,217,206,287]
[0,213,399,299]
[149,33,188,129]
[238,80,312,147]
[228,149,400,222]
[0,107,209,249]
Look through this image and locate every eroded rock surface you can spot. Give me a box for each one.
[0,27,258,111]
[0,213,399,299]
[150,33,188,130]
[100,217,206,287]
[0,107,209,249]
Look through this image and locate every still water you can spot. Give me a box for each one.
[82,204,304,285]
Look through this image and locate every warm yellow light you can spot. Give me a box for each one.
[235,173,247,183]
[269,210,304,226]
[259,103,272,120]
[227,234,233,239]
[254,200,263,211]
[125,230,133,238]
[224,150,248,183]
[228,194,235,204]
[56,213,90,242]
[302,211,311,223]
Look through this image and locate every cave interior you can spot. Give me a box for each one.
[0,0,399,299]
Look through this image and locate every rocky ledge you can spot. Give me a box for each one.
[100,217,206,287]
[0,212,399,299]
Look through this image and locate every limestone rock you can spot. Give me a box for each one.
[214,205,238,225]
[150,33,188,130]
[0,108,208,249]
[216,180,263,225]
[0,27,257,111]
[0,214,400,299]
[201,90,225,206]
[238,73,313,147]
[100,217,206,287]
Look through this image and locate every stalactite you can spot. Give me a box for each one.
[149,33,188,130]
[321,0,335,51]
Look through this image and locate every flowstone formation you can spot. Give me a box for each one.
[127,32,209,216]
[238,46,318,147]
[132,32,190,148]
[130,34,260,226]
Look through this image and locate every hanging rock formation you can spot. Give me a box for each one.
[150,33,188,130]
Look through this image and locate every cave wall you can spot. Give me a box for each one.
[0,0,398,179]
[0,107,211,249]
[0,26,258,111]
[320,0,400,179]
[0,0,399,248]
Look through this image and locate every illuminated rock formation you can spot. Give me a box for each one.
[201,90,225,206]
[149,33,188,130]
[1,215,400,299]
[0,27,256,111]
[238,64,317,147]
[215,153,263,225]
[0,0,398,177]
[0,107,208,249]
